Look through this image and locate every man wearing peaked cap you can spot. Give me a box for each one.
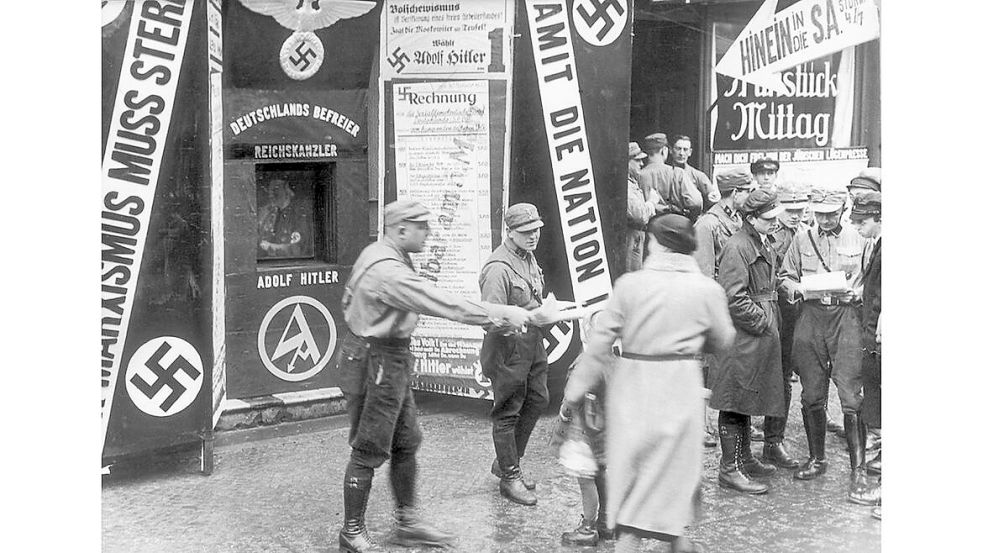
[750,157,781,191]
[479,202,550,506]
[848,167,881,196]
[335,198,536,552]
[638,133,703,220]
[693,167,756,448]
[709,188,786,495]
[778,186,868,491]
[848,191,882,510]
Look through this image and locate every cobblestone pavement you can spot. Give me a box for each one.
[103,383,879,553]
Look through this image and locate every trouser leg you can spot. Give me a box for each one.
[514,331,549,459]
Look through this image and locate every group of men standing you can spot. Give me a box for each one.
[680,157,883,517]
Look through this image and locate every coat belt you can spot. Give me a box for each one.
[749,291,778,302]
[619,351,702,362]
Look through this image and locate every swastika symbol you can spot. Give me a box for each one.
[577,0,625,41]
[289,42,319,71]
[129,342,201,413]
[388,47,410,74]
[125,337,204,417]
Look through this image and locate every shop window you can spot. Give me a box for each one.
[256,162,336,264]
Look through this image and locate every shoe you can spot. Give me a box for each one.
[560,515,599,546]
[871,506,881,520]
[762,441,800,469]
[671,537,707,553]
[717,423,769,494]
[794,407,828,481]
[499,475,537,505]
[597,522,615,541]
[866,450,881,475]
[740,424,776,477]
[491,459,535,490]
[392,507,455,547]
[339,529,383,553]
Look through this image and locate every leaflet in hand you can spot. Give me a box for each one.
[800,271,850,296]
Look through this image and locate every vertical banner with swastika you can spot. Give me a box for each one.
[508,0,633,387]
[101,0,217,462]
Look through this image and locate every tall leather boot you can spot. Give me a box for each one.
[845,414,880,506]
[718,423,769,494]
[794,407,828,480]
[499,465,537,506]
[339,467,383,553]
[761,416,801,469]
[740,421,776,477]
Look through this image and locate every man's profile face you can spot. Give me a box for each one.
[400,221,431,253]
[671,139,692,165]
[509,227,541,252]
[851,216,880,239]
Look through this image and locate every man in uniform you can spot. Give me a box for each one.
[479,203,551,506]
[693,168,755,446]
[849,191,882,511]
[669,134,721,211]
[779,189,866,483]
[750,158,780,192]
[336,199,533,552]
[638,133,703,220]
[627,142,666,271]
[753,183,811,470]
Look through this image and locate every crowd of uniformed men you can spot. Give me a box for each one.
[330,129,883,552]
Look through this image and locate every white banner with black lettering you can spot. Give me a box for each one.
[101,0,195,449]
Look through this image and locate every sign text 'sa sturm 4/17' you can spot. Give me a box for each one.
[715,0,880,94]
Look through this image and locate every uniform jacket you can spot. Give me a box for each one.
[565,252,735,535]
[778,224,865,300]
[710,222,785,416]
[674,162,720,208]
[860,237,881,352]
[637,162,702,218]
[693,202,743,278]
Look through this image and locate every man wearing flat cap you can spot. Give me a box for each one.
[709,189,786,495]
[778,188,867,486]
[693,167,755,446]
[479,202,551,506]
[627,142,669,271]
[336,199,534,552]
[844,167,881,226]
[563,213,734,553]
[847,191,882,511]
[638,133,703,220]
[750,158,781,192]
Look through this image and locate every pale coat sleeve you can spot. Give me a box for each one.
[703,281,737,355]
[563,281,625,404]
[693,218,716,278]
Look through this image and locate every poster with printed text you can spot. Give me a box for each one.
[392,80,493,397]
[383,0,511,78]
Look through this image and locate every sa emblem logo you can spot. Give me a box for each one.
[258,296,338,382]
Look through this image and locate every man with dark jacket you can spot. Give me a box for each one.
[709,189,786,494]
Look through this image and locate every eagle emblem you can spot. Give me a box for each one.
[239,0,377,80]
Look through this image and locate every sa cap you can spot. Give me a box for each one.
[809,188,848,213]
[505,203,544,232]
[750,157,780,174]
[850,191,882,221]
[741,188,783,218]
[642,133,668,151]
[383,199,432,226]
[777,183,809,210]
[849,167,881,192]
[716,167,754,194]
[628,142,647,160]
[647,214,697,254]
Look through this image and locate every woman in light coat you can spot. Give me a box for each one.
[563,214,736,553]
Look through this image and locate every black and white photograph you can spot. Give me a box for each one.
[8,1,977,552]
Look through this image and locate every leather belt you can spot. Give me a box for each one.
[350,331,411,349]
[619,351,702,362]
[808,296,856,307]
[749,291,778,302]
